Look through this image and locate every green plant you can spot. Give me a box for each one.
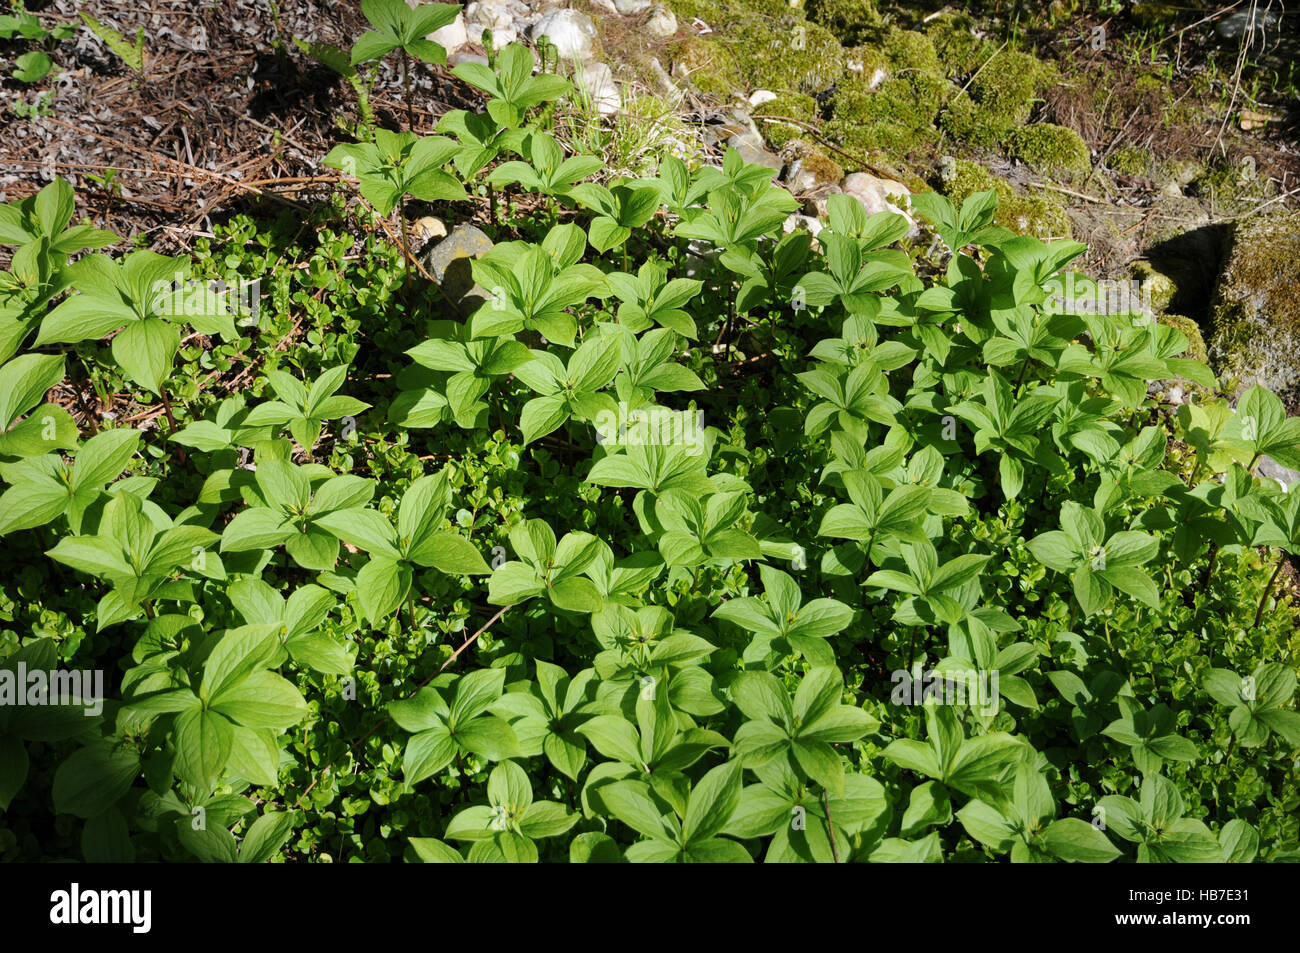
[3,48,1300,868]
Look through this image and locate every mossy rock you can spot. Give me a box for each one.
[1108,145,1152,177]
[752,92,819,150]
[939,158,1071,240]
[787,148,845,191]
[1158,313,1208,364]
[804,0,881,46]
[1009,123,1090,177]
[669,35,742,98]
[667,0,793,22]
[882,28,939,73]
[825,64,945,161]
[842,43,888,83]
[925,12,984,77]
[939,48,1045,149]
[724,14,845,94]
[1130,257,1208,316]
[1208,211,1300,400]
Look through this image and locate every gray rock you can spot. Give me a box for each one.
[448,50,489,68]
[464,2,518,47]
[575,61,621,116]
[648,57,683,105]
[1258,456,1300,492]
[646,4,677,38]
[529,9,598,61]
[423,224,494,311]
[615,0,652,12]
[1215,10,1279,41]
[726,132,782,172]
[1208,211,1300,404]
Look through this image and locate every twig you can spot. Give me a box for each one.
[290,605,510,808]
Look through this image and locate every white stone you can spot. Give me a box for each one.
[529,9,598,61]
[615,0,652,13]
[840,172,917,236]
[575,61,621,116]
[748,89,778,108]
[646,4,677,38]
[448,50,489,67]
[429,13,468,51]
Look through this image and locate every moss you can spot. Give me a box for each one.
[1108,145,1152,176]
[939,159,1071,240]
[1158,313,1208,363]
[804,0,881,46]
[789,149,845,190]
[669,35,742,98]
[1009,123,1091,176]
[842,43,888,78]
[882,29,939,73]
[939,48,1045,148]
[1208,211,1300,400]
[752,92,818,149]
[1130,260,1179,312]
[825,64,946,161]
[925,12,984,77]
[725,14,845,94]
[940,157,998,200]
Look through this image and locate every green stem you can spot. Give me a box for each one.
[401,49,414,130]
[159,387,186,464]
[1253,552,1286,630]
[906,626,919,671]
[399,196,412,301]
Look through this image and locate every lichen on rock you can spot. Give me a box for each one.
[1208,211,1300,402]
[1009,123,1091,177]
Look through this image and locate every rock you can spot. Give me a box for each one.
[784,212,824,240]
[575,61,621,116]
[1258,456,1300,493]
[840,172,916,234]
[529,9,598,61]
[422,224,494,311]
[1215,10,1279,41]
[412,216,448,248]
[748,89,778,108]
[448,50,489,67]
[614,0,652,13]
[787,157,843,194]
[648,57,683,105]
[646,4,677,39]
[464,2,519,47]
[429,12,468,52]
[1208,211,1300,403]
[726,131,782,172]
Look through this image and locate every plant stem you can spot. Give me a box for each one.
[1198,541,1220,593]
[408,587,418,632]
[158,387,186,464]
[401,49,414,130]
[906,625,919,671]
[1253,552,1286,629]
[398,197,413,301]
[823,790,841,864]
